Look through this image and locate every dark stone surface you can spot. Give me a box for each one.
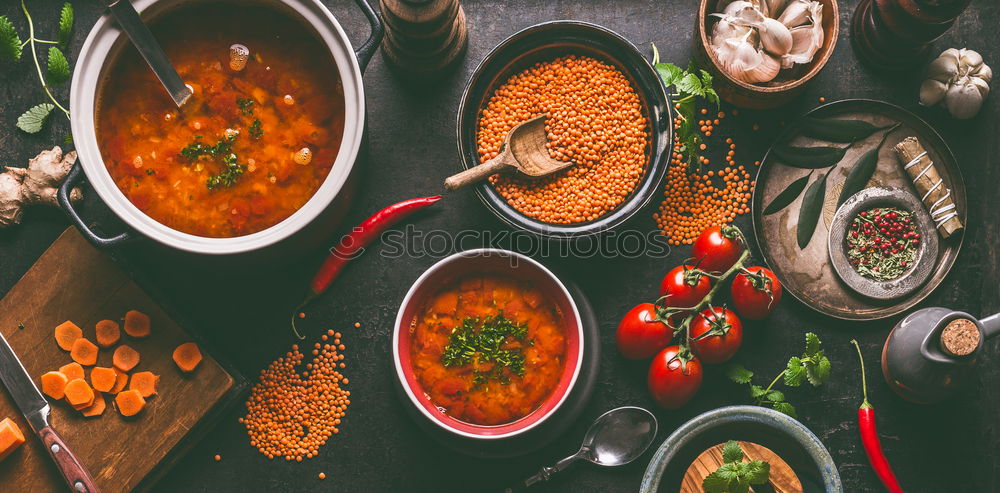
[1,0,998,491]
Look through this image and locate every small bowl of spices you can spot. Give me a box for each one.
[828,187,939,300]
[456,21,672,238]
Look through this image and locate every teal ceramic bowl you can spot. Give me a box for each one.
[640,405,842,492]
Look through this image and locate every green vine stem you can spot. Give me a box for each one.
[22,0,70,119]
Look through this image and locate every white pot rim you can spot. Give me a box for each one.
[69,0,365,254]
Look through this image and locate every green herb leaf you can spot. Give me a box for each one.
[804,332,821,357]
[799,117,890,143]
[763,390,785,403]
[46,46,70,85]
[0,16,22,61]
[749,384,767,399]
[676,72,704,97]
[237,97,255,115]
[726,364,754,384]
[58,2,74,48]
[805,354,831,386]
[654,62,684,87]
[64,133,73,146]
[702,471,729,493]
[837,124,899,205]
[441,314,529,388]
[722,440,744,463]
[762,172,812,215]
[784,357,806,386]
[772,144,849,169]
[772,401,797,417]
[716,462,742,481]
[744,460,771,484]
[796,169,830,248]
[729,481,750,493]
[16,103,55,133]
[249,119,263,139]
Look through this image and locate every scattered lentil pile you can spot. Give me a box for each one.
[241,329,350,461]
[653,109,754,245]
[477,54,649,224]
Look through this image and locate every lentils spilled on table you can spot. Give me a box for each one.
[477,55,649,224]
[241,329,350,461]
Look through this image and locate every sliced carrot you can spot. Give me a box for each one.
[112,344,140,372]
[123,310,151,338]
[115,390,146,417]
[90,367,117,393]
[129,371,159,398]
[70,338,99,366]
[95,320,121,348]
[40,371,69,400]
[110,369,129,394]
[64,379,95,409]
[80,393,106,417]
[54,321,83,351]
[172,342,202,372]
[58,362,85,381]
[0,417,26,461]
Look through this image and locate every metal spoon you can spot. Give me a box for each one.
[509,406,658,490]
[101,0,191,107]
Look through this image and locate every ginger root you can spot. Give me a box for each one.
[0,147,82,227]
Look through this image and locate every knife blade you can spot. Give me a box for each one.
[103,0,191,107]
[0,332,99,493]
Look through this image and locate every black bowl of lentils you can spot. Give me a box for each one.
[455,21,673,239]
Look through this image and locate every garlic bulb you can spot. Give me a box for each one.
[717,31,765,79]
[759,17,792,57]
[743,53,782,83]
[781,2,823,69]
[777,0,812,28]
[919,48,992,119]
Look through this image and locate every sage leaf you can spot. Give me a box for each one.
[796,169,830,248]
[16,103,55,133]
[799,117,890,143]
[771,144,848,169]
[837,123,900,206]
[763,172,812,215]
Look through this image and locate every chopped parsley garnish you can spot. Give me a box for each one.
[441,314,529,389]
[179,134,245,190]
[248,119,263,139]
[236,97,254,115]
[17,322,25,330]
[145,169,155,175]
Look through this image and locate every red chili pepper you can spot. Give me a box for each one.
[851,339,904,493]
[290,195,442,339]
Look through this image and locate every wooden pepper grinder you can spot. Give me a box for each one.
[380,0,468,81]
[850,0,972,71]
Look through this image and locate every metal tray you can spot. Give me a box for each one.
[751,99,966,320]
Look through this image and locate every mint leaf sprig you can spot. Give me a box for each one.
[702,441,771,493]
[726,332,831,418]
[651,43,719,173]
[0,2,75,133]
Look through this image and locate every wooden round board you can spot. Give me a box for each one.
[681,441,802,493]
[751,99,966,320]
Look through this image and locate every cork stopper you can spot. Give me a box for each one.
[939,318,980,357]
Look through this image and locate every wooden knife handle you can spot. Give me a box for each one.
[38,426,100,493]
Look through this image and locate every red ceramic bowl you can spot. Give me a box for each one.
[393,249,584,439]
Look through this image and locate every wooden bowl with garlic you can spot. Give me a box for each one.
[696,0,839,109]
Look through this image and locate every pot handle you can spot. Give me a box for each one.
[58,163,133,248]
[352,0,384,73]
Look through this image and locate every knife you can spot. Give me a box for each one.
[101,0,191,107]
[0,332,99,493]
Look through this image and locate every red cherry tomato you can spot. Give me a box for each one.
[616,303,671,360]
[731,267,783,320]
[659,265,711,310]
[689,307,743,364]
[647,345,703,409]
[691,225,744,274]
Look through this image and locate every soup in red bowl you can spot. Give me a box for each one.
[394,249,584,439]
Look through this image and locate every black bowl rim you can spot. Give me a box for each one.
[456,20,673,239]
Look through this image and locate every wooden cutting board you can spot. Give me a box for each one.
[0,228,241,492]
[682,441,803,493]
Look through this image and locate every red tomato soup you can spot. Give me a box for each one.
[97,4,345,238]
[409,275,567,426]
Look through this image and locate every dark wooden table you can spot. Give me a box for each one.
[1,1,997,491]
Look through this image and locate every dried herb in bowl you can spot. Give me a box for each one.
[845,207,920,281]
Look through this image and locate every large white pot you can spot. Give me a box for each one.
[60,0,383,254]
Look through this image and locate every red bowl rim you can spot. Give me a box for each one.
[393,248,584,440]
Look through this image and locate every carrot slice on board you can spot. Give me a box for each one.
[64,379,95,409]
[112,345,140,372]
[123,310,151,338]
[54,321,83,351]
[40,371,69,400]
[110,369,129,394]
[70,338,99,366]
[0,417,26,461]
[95,320,121,348]
[58,362,85,381]
[80,393,106,417]
[90,367,117,393]
[115,390,146,417]
[172,342,202,372]
[129,371,159,398]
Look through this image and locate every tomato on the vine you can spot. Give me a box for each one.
[731,267,783,320]
[659,265,711,310]
[689,307,743,364]
[616,303,671,360]
[647,345,702,409]
[691,225,744,274]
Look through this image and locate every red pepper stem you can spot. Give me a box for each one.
[851,339,871,409]
[289,291,320,340]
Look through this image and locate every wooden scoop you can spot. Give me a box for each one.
[444,115,573,191]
